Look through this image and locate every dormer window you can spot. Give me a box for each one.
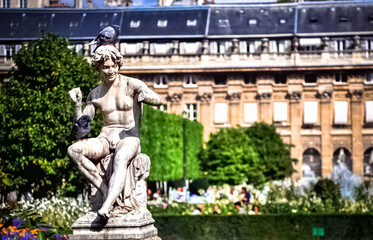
[339,17,349,23]
[154,75,168,88]
[186,19,197,27]
[38,22,47,28]
[309,17,319,24]
[130,20,140,28]
[218,19,229,27]
[100,20,109,28]
[10,21,19,28]
[69,21,79,28]
[248,19,257,25]
[157,20,168,27]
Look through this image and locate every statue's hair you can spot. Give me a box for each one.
[91,45,123,70]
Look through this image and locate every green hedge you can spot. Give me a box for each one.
[154,215,373,240]
[140,105,203,181]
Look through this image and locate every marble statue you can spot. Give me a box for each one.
[68,44,163,222]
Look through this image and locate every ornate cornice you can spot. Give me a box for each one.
[286,91,302,101]
[316,90,332,100]
[226,92,241,101]
[256,92,272,100]
[166,93,182,103]
[347,90,363,101]
[196,93,212,104]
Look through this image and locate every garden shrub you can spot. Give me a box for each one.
[154,215,373,240]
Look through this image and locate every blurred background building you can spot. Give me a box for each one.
[1,1,373,181]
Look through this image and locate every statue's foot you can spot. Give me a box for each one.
[97,208,110,220]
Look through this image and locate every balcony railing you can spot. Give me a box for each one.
[1,41,373,71]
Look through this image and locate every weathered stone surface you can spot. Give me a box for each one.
[70,210,160,240]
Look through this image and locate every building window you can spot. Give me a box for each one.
[3,0,10,8]
[244,73,256,84]
[335,72,348,83]
[156,104,167,112]
[302,148,322,177]
[38,22,47,28]
[274,73,287,84]
[333,148,353,172]
[154,75,168,88]
[309,16,319,24]
[20,0,27,8]
[214,103,228,124]
[366,101,373,124]
[334,101,348,125]
[184,103,197,121]
[244,103,257,123]
[184,75,197,87]
[304,73,317,84]
[248,19,257,25]
[157,20,167,27]
[214,74,227,85]
[364,148,373,176]
[218,19,230,27]
[186,19,197,26]
[304,101,318,124]
[273,102,287,123]
[366,72,373,83]
[69,21,79,28]
[100,20,109,28]
[130,20,140,28]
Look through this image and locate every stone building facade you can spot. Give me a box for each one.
[1,1,373,181]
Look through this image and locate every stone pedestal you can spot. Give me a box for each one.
[70,211,161,240]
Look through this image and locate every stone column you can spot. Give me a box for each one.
[167,93,183,115]
[257,74,273,123]
[288,91,303,179]
[319,90,333,177]
[349,86,364,176]
[227,91,241,126]
[197,93,212,141]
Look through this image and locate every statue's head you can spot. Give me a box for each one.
[91,45,123,71]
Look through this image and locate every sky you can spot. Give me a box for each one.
[60,0,158,8]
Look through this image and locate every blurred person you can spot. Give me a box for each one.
[240,187,251,206]
[228,186,239,203]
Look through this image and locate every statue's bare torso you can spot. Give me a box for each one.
[68,56,162,219]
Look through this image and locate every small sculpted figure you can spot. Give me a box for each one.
[68,44,163,220]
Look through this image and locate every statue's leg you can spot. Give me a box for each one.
[98,137,140,219]
[68,138,110,199]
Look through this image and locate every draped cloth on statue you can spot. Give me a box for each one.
[91,153,150,217]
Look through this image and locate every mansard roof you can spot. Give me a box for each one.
[0,1,372,41]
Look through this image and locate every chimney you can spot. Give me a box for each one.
[74,0,83,8]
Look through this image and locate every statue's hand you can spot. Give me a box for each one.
[69,87,82,105]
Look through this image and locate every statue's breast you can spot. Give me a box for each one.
[116,94,133,111]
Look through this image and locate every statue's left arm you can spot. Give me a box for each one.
[129,77,163,106]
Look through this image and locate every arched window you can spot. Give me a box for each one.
[333,148,353,171]
[302,148,322,177]
[364,147,373,177]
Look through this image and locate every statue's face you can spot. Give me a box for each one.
[99,59,118,84]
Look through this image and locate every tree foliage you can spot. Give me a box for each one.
[200,122,296,187]
[140,105,203,181]
[0,33,100,197]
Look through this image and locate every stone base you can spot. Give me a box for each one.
[69,210,161,240]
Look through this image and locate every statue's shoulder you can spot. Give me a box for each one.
[119,75,143,87]
[87,85,101,100]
